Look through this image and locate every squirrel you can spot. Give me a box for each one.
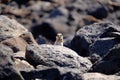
[54,33,63,46]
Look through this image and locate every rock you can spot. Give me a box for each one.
[25,44,92,73]
[21,67,61,80]
[14,51,26,59]
[108,32,120,39]
[90,44,120,74]
[81,73,120,80]
[1,37,27,53]
[19,32,37,44]
[14,58,34,71]
[86,5,108,19]
[104,43,120,60]
[0,15,28,41]
[91,60,120,75]
[88,53,101,64]
[0,44,24,80]
[70,22,120,56]
[89,37,120,57]
[1,32,36,53]
[21,65,82,80]
[40,66,83,80]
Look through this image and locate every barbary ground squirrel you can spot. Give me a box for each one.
[54,33,63,46]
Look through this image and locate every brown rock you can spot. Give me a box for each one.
[14,58,34,71]
[0,15,28,41]
[19,32,37,44]
[1,37,27,53]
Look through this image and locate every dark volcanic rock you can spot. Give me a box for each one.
[104,43,120,60]
[90,44,120,75]
[89,37,120,57]
[70,22,120,57]
[21,68,61,80]
[86,5,108,19]
[21,65,83,80]
[0,44,24,80]
[25,44,92,72]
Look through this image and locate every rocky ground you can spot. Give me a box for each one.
[0,0,120,80]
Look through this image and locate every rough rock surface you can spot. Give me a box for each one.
[90,44,120,74]
[89,37,120,57]
[26,44,92,71]
[0,44,24,80]
[70,22,120,57]
[0,0,120,79]
[0,15,28,41]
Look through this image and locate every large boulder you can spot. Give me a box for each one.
[70,22,120,56]
[90,44,120,75]
[0,44,24,80]
[25,44,92,79]
[26,44,92,70]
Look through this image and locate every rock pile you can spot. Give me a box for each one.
[0,0,120,79]
[0,15,120,80]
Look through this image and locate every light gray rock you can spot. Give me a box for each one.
[81,73,120,80]
[0,15,28,41]
[26,44,92,73]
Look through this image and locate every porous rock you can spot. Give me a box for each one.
[70,22,120,57]
[89,37,120,57]
[26,44,92,72]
